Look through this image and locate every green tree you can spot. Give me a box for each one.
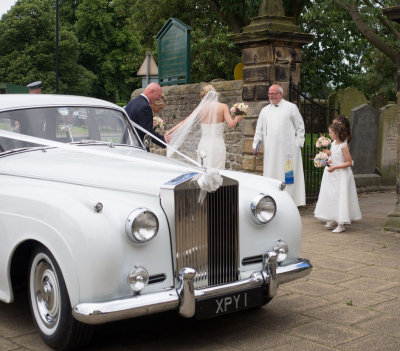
[328,0,399,100]
[299,1,371,98]
[74,0,142,103]
[0,0,94,94]
[331,0,399,63]
[299,0,399,99]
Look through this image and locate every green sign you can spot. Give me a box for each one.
[156,18,192,86]
[0,83,29,94]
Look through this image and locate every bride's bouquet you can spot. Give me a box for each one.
[313,151,329,168]
[230,102,248,117]
[315,135,331,149]
[153,116,166,132]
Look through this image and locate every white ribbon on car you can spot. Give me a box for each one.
[193,168,223,204]
[0,122,224,201]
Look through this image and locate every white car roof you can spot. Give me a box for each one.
[0,94,122,111]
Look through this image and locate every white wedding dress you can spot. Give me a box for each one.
[167,90,228,170]
[314,140,361,224]
[197,122,226,169]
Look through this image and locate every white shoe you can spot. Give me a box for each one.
[324,221,336,229]
[332,224,345,233]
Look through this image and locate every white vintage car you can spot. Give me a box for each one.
[0,94,311,350]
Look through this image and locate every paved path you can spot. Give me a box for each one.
[1,191,399,351]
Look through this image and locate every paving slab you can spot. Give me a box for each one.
[287,320,368,347]
[337,334,400,351]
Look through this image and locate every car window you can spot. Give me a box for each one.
[0,107,141,152]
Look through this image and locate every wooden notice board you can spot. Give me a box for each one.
[156,18,192,86]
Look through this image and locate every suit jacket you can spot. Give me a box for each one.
[125,94,166,148]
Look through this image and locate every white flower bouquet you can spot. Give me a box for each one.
[230,102,248,117]
[153,116,166,132]
[315,135,331,149]
[313,151,329,168]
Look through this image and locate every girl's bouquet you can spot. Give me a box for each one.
[313,151,329,168]
[153,116,166,132]
[315,135,331,149]
[230,102,248,117]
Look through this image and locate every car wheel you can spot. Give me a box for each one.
[28,245,94,350]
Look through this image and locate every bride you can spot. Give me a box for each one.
[165,85,242,169]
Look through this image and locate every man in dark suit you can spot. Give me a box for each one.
[125,82,167,149]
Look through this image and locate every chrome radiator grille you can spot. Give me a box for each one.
[175,183,239,289]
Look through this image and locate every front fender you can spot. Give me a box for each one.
[0,178,173,306]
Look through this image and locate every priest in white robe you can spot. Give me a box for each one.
[253,84,306,206]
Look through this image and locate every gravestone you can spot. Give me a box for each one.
[371,93,388,110]
[329,86,367,120]
[349,104,379,174]
[377,104,398,185]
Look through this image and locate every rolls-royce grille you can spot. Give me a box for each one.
[175,183,239,289]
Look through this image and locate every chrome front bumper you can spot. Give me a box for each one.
[72,254,312,325]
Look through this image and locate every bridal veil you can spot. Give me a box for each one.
[167,87,223,168]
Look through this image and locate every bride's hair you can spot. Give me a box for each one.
[200,85,216,99]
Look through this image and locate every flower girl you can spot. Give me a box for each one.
[314,115,361,232]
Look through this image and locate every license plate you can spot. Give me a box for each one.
[195,287,264,320]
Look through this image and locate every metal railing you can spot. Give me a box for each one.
[289,81,341,200]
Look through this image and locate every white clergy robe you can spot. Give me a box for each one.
[253,99,306,206]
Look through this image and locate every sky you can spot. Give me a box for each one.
[0,0,17,17]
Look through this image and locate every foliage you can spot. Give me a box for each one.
[354,50,397,100]
[74,0,142,102]
[299,0,399,100]
[299,1,370,98]
[0,0,93,94]
[1,0,398,102]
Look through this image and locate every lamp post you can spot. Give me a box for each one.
[55,0,59,93]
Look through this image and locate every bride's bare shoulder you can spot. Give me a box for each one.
[217,102,229,111]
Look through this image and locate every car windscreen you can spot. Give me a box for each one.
[0,107,142,152]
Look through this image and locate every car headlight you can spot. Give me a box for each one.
[125,208,159,244]
[273,240,288,262]
[250,193,276,224]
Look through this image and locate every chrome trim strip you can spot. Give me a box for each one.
[72,258,312,324]
[0,171,159,197]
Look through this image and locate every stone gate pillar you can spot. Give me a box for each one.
[382,6,400,232]
[230,0,313,173]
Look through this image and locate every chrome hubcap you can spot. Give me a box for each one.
[33,260,60,329]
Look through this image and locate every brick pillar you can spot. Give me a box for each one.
[230,14,313,173]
